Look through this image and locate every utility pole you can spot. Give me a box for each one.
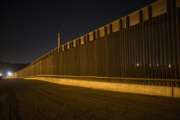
[57,32,61,53]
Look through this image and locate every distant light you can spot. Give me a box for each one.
[0,73,2,76]
[7,71,13,77]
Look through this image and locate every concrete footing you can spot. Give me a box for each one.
[25,76,180,98]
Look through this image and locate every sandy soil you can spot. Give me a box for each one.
[0,79,180,120]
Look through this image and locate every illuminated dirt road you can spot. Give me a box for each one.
[0,79,180,120]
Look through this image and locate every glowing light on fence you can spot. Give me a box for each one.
[149,64,152,67]
[157,64,159,67]
[136,63,140,67]
[168,64,172,69]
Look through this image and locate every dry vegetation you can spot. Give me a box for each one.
[0,79,180,120]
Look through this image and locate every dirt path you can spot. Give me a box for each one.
[0,79,180,120]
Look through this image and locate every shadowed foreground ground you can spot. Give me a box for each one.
[0,79,180,120]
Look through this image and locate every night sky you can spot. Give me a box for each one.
[0,0,153,63]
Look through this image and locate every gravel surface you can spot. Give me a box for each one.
[0,79,180,120]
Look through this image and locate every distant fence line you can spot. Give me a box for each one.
[16,0,180,80]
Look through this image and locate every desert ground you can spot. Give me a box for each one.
[0,79,180,120]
